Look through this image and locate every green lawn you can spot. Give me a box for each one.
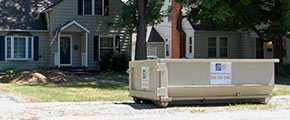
[1,71,290,103]
[0,81,131,102]
[100,72,129,83]
[272,85,290,96]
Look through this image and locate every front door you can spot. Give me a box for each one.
[60,36,71,65]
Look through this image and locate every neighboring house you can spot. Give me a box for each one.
[148,0,290,63]
[0,0,131,71]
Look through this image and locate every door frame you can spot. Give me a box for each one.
[59,35,73,66]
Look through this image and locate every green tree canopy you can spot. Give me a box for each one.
[176,0,290,70]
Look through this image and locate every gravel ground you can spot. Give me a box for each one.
[1,90,290,120]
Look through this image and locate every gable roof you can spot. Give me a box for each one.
[61,20,90,33]
[0,0,61,30]
[148,27,165,43]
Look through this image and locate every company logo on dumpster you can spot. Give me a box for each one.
[210,62,232,85]
[141,67,150,89]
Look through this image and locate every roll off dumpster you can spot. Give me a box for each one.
[129,59,279,107]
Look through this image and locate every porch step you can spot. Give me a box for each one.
[59,67,88,75]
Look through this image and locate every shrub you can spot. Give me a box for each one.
[111,52,129,72]
[35,66,58,71]
[99,52,114,72]
[99,51,129,72]
[5,68,18,74]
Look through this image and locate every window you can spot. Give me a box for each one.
[99,36,118,59]
[189,37,193,53]
[208,37,228,58]
[168,6,172,21]
[166,44,169,56]
[83,0,104,15]
[5,36,33,60]
[220,37,228,57]
[165,39,170,56]
[208,37,217,57]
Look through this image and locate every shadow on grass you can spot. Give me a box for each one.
[99,72,129,83]
[19,81,128,90]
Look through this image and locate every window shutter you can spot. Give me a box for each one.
[94,36,99,61]
[104,0,109,16]
[78,0,83,15]
[115,36,120,52]
[0,36,5,61]
[34,36,39,61]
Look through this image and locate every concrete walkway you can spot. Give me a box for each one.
[0,91,17,104]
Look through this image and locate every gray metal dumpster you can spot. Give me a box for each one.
[129,59,279,107]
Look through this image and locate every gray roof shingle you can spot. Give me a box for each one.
[148,27,165,43]
[0,0,62,30]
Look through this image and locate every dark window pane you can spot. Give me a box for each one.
[189,46,192,53]
[7,37,11,58]
[28,37,32,58]
[84,0,92,15]
[189,37,192,45]
[220,37,227,47]
[208,48,216,57]
[100,37,114,48]
[220,48,228,57]
[95,0,103,15]
[14,37,26,58]
[166,44,169,56]
[208,37,216,47]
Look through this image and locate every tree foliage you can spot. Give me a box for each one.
[176,0,290,71]
[109,0,166,33]
[176,0,289,41]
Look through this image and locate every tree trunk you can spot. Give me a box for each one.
[134,0,147,60]
[273,37,284,74]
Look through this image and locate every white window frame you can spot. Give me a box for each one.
[5,36,34,61]
[83,0,104,16]
[98,35,116,60]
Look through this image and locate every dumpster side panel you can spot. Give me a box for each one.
[165,60,275,99]
[167,62,210,85]
[232,62,274,85]
[167,61,275,86]
[129,60,160,100]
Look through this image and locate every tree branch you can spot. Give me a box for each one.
[253,26,268,42]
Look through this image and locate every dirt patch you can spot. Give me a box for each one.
[0,70,83,84]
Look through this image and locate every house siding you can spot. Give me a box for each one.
[147,43,165,58]
[0,32,50,70]
[240,32,250,58]
[49,0,131,70]
[154,0,172,58]
[194,31,242,59]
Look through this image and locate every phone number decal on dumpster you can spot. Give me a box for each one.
[210,62,232,85]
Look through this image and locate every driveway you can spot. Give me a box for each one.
[0,89,290,120]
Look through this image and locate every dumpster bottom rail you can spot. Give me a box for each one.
[171,95,271,101]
